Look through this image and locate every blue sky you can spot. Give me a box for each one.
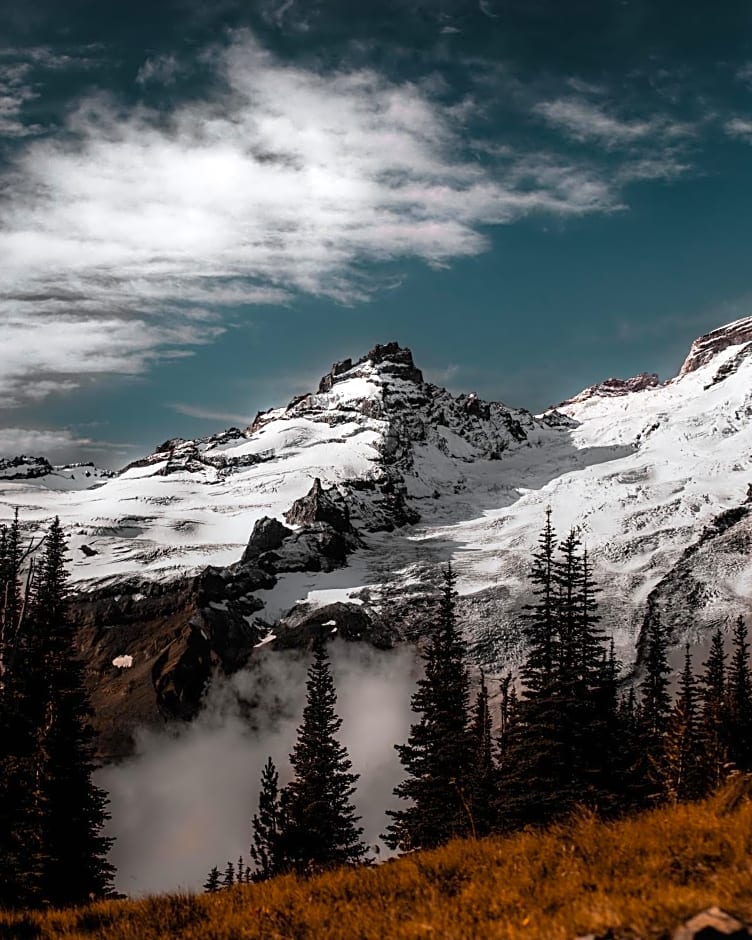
[2,0,752,465]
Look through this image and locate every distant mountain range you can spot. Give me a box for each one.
[3,322,752,756]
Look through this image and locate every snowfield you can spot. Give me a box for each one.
[3,325,752,664]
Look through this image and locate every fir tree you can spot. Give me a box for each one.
[204,866,221,893]
[0,517,114,907]
[636,612,672,801]
[279,634,366,873]
[385,564,473,851]
[727,615,752,772]
[660,645,703,803]
[699,628,730,792]
[499,516,567,829]
[467,672,496,837]
[222,861,235,888]
[250,756,283,881]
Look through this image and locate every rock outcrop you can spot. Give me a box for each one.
[679,316,752,377]
[556,372,661,408]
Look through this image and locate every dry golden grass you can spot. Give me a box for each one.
[3,788,752,940]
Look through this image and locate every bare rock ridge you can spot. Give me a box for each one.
[556,372,660,408]
[679,315,752,377]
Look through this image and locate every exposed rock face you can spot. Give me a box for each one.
[556,372,661,408]
[0,455,54,479]
[679,316,752,377]
[241,516,293,564]
[273,602,397,650]
[285,478,353,533]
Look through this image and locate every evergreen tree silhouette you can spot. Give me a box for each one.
[385,564,473,850]
[661,645,703,803]
[222,861,235,888]
[0,516,113,907]
[29,517,115,905]
[250,756,283,880]
[699,628,730,792]
[636,612,672,802]
[727,615,752,772]
[279,633,366,873]
[467,672,496,837]
[203,866,221,893]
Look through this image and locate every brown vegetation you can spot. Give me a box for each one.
[2,786,752,940]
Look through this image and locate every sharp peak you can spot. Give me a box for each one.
[317,341,423,393]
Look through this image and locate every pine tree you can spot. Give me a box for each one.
[385,564,473,851]
[502,523,614,827]
[250,756,283,881]
[279,634,366,873]
[467,672,496,837]
[204,866,221,893]
[635,612,672,802]
[660,645,703,803]
[222,861,235,888]
[727,615,752,772]
[0,517,115,907]
[699,628,730,792]
[500,515,567,829]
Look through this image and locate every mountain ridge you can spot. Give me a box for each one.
[3,323,752,755]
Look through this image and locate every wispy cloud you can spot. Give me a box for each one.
[534,96,692,150]
[0,426,132,464]
[136,53,182,86]
[0,30,629,407]
[168,403,254,425]
[0,45,100,137]
[725,116,752,141]
[736,63,752,87]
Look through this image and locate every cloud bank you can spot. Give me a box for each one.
[100,642,416,896]
[0,31,626,407]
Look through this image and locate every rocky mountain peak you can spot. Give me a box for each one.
[556,372,661,408]
[317,342,423,394]
[678,316,752,377]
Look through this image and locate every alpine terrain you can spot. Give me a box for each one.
[2,322,752,756]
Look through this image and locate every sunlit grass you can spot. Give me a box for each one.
[3,784,752,939]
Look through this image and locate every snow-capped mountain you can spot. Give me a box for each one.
[3,326,752,755]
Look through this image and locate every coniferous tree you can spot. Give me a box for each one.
[500,514,566,828]
[699,628,730,792]
[636,612,672,802]
[204,866,221,893]
[385,564,473,851]
[467,672,496,837]
[279,634,366,873]
[0,517,114,907]
[503,521,614,827]
[727,615,752,772]
[660,645,703,803]
[0,516,44,907]
[222,861,235,888]
[250,756,283,881]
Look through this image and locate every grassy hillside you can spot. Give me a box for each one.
[3,786,752,940]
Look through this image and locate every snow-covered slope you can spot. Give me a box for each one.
[3,325,752,679]
[0,343,543,589]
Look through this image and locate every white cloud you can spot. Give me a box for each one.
[0,32,652,406]
[534,96,691,150]
[725,116,752,141]
[136,54,182,86]
[0,427,92,461]
[168,403,254,425]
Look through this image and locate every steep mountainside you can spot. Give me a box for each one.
[3,327,752,754]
